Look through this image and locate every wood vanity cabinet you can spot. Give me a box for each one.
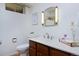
[29,40,76,56]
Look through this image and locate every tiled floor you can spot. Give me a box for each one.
[20,53,26,56]
[18,51,29,56]
[11,50,29,56]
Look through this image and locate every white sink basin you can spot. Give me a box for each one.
[59,39,79,47]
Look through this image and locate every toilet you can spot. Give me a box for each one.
[16,44,29,56]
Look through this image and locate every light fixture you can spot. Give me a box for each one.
[55,6,58,24]
[42,11,44,25]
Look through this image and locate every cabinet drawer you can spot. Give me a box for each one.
[29,40,36,49]
[37,43,49,55]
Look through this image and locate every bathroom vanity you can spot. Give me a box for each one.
[29,37,79,56]
[29,40,75,56]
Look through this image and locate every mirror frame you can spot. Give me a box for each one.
[42,6,58,26]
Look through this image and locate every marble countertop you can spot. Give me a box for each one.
[28,37,79,55]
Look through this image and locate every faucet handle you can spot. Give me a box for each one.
[46,33,49,39]
[50,36,52,40]
[43,35,45,38]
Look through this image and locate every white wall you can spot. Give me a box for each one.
[30,3,79,43]
[0,3,31,56]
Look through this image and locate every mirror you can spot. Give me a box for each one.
[42,7,58,26]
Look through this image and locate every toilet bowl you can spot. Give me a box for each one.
[17,44,29,53]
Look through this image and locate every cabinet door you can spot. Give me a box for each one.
[29,40,36,49]
[29,48,36,56]
[50,48,70,56]
[29,40,36,56]
[37,43,49,56]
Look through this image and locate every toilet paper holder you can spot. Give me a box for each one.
[12,38,17,43]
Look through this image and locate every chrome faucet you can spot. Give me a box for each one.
[43,33,54,40]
